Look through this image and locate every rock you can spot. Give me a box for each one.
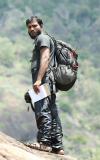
[0,131,77,160]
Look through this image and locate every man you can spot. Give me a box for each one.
[26,16,64,155]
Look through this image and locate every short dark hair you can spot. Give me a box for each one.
[26,16,43,26]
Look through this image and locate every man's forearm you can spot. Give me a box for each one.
[37,46,50,81]
[37,57,49,81]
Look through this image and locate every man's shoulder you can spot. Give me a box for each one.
[37,34,50,42]
[35,33,54,49]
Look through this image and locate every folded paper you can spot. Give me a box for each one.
[28,83,50,103]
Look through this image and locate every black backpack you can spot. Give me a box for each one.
[45,32,78,91]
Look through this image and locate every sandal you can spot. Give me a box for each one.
[50,149,64,155]
[23,142,35,149]
[24,142,50,152]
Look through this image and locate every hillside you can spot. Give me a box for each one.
[0,0,100,160]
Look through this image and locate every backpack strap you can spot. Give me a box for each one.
[49,70,57,93]
[45,31,56,45]
[45,31,58,93]
[45,31,57,67]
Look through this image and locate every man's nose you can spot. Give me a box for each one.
[31,26,34,30]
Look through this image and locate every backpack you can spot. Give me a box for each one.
[45,32,78,91]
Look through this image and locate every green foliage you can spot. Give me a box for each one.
[66,87,76,99]
[59,113,72,128]
[71,27,81,40]
[0,123,5,128]
[59,99,73,114]
[59,113,67,118]
[78,49,90,60]
[66,33,75,44]
[65,119,72,128]
[68,135,88,144]
[0,0,9,18]
[88,0,100,9]
[90,52,100,68]
[0,0,8,8]
[90,145,100,160]
[20,21,27,31]
[0,37,16,67]
[77,5,91,23]
[89,121,100,131]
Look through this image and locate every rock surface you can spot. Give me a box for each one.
[0,131,77,160]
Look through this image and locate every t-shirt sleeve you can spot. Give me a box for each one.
[36,34,50,50]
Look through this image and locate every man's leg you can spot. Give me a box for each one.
[35,96,52,147]
[51,93,63,151]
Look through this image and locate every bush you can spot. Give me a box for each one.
[77,5,91,23]
[71,27,81,40]
[78,49,90,60]
[88,0,100,9]
[59,100,73,114]
[0,37,16,67]
[68,135,88,144]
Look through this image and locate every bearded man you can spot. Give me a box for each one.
[26,16,64,155]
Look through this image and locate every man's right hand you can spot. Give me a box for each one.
[33,80,41,94]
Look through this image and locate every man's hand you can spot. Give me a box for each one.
[33,80,41,94]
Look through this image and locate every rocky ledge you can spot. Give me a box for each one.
[0,131,77,160]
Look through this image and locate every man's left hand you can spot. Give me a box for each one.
[33,80,41,94]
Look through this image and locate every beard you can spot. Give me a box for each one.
[28,29,42,39]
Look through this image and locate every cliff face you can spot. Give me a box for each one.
[0,131,77,160]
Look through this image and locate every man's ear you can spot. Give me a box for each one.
[41,25,43,29]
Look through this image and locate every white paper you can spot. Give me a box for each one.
[28,84,50,103]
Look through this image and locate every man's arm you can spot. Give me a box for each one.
[33,46,50,94]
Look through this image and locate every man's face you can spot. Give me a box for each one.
[27,21,43,39]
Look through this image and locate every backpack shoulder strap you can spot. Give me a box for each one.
[45,31,57,68]
[45,31,56,45]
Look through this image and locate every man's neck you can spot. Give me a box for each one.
[34,32,43,41]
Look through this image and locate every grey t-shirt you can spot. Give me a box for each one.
[31,34,55,84]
